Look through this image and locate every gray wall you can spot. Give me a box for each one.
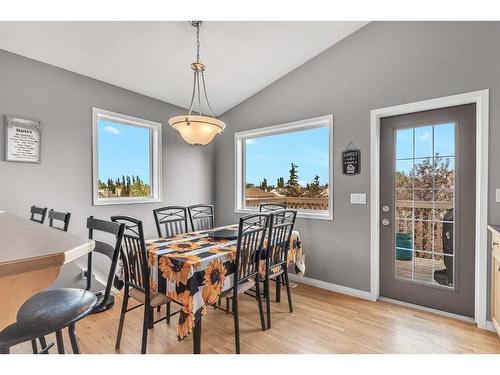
[0,49,214,287]
[215,21,500,295]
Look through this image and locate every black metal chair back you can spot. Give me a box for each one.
[110,216,150,295]
[234,213,270,287]
[48,209,71,232]
[188,204,215,231]
[266,210,298,270]
[30,205,48,224]
[86,216,125,312]
[153,206,189,238]
[259,203,287,212]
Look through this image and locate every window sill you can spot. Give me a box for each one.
[235,208,333,221]
[93,197,161,206]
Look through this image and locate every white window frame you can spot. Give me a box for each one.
[92,107,162,206]
[234,115,334,220]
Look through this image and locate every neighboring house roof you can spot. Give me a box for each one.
[270,189,284,197]
[245,187,276,198]
[320,187,329,197]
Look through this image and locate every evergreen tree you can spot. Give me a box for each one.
[276,177,285,189]
[304,175,322,197]
[286,163,301,197]
[260,178,268,191]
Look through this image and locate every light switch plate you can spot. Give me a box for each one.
[496,188,500,203]
[351,193,367,204]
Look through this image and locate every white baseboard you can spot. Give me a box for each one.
[378,296,475,323]
[288,274,374,301]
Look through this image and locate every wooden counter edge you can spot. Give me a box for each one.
[0,240,95,278]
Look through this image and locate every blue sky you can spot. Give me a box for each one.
[396,123,455,173]
[98,119,151,183]
[245,127,329,186]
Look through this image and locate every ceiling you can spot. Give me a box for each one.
[0,21,368,115]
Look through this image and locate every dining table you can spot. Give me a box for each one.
[0,211,95,331]
[146,224,305,354]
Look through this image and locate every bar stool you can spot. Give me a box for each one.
[0,288,97,354]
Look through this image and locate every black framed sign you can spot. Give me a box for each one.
[5,116,41,163]
[342,147,360,175]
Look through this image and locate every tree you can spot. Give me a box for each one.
[245,183,255,189]
[304,175,322,197]
[260,178,268,191]
[286,163,301,197]
[276,177,285,189]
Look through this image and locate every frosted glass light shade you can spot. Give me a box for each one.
[168,115,226,146]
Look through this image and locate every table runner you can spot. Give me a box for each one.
[146,225,304,340]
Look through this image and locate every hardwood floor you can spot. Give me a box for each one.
[9,282,500,354]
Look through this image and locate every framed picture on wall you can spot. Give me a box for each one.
[4,116,41,163]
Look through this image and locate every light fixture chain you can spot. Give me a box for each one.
[196,22,200,63]
[188,70,197,115]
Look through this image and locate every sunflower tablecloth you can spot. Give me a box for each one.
[146,225,305,340]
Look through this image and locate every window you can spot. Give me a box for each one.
[92,108,162,205]
[235,115,333,220]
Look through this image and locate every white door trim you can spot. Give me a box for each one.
[370,89,489,329]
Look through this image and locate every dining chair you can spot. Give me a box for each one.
[262,209,297,329]
[86,216,126,314]
[30,205,48,224]
[153,206,189,238]
[259,203,287,212]
[111,216,178,354]
[48,209,71,232]
[187,204,215,231]
[219,213,270,354]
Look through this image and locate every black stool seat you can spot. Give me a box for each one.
[17,288,97,326]
[0,288,97,352]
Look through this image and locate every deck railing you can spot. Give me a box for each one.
[245,197,329,211]
[396,200,453,255]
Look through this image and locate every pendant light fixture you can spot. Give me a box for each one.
[168,21,226,146]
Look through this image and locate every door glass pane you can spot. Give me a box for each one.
[395,160,414,189]
[396,127,413,160]
[394,123,455,289]
[415,125,433,158]
[395,189,413,219]
[434,123,455,157]
[434,157,455,189]
[413,158,433,189]
[434,221,454,256]
[395,252,413,281]
[413,220,433,253]
[413,252,434,284]
[433,254,454,287]
[395,220,413,281]
[414,189,433,222]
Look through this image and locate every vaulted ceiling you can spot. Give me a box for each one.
[0,21,368,115]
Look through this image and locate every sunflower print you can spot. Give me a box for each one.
[159,254,201,285]
[201,258,226,305]
[149,276,157,292]
[176,291,196,339]
[168,241,201,252]
[287,247,296,266]
[147,247,157,268]
[259,260,266,278]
